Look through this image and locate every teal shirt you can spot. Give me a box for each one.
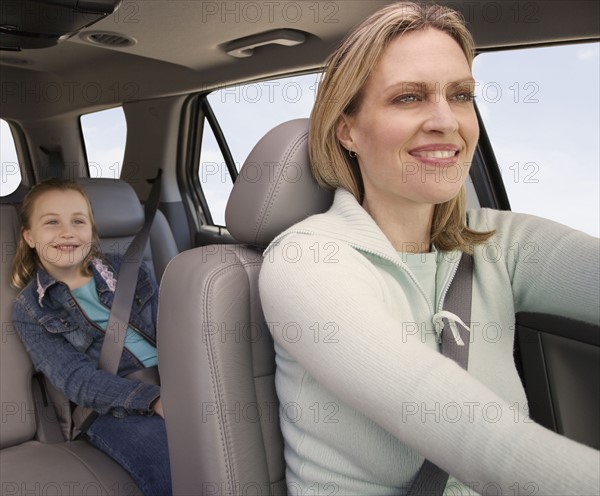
[72,277,158,367]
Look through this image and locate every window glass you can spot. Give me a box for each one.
[473,43,599,236]
[0,119,22,197]
[81,107,127,179]
[199,73,319,225]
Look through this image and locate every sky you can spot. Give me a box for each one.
[473,43,600,237]
[1,42,598,236]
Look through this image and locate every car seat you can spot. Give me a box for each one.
[0,178,178,495]
[78,177,178,283]
[158,118,333,495]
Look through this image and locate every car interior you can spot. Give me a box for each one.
[0,1,598,495]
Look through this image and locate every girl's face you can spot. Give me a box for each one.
[23,189,93,281]
[337,28,479,211]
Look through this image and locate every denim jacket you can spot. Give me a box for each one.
[12,255,161,417]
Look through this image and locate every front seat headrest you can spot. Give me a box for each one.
[225,118,334,247]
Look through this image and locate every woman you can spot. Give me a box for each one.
[259,2,599,495]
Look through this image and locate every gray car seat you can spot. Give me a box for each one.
[158,119,333,495]
[0,178,178,495]
[78,177,178,283]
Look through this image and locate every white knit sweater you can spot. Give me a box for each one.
[259,188,600,496]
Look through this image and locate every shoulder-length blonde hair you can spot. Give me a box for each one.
[309,1,494,252]
[10,179,102,289]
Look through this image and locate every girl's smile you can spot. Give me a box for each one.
[23,189,93,285]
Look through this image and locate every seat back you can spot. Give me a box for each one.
[0,204,37,449]
[78,178,178,282]
[159,119,333,495]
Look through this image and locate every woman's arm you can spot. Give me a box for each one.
[259,232,599,495]
[482,209,600,325]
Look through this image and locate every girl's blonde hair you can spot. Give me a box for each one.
[10,179,102,289]
[309,1,494,252]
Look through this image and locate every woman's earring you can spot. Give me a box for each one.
[348,149,357,158]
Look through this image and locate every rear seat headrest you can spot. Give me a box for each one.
[77,178,144,238]
[225,118,334,247]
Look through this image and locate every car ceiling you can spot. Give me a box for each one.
[1,0,598,121]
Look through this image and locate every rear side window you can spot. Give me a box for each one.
[199,73,319,225]
[1,119,22,197]
[81,107,127,179]
[473,43,599,236]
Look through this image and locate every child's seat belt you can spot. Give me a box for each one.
[98,170,163,377]
[408,252,473,495]
[73,170,163,434]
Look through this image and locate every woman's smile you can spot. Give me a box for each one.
[407,143,461,165]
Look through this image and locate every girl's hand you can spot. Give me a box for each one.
[152,397,164,418]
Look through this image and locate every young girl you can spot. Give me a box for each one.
[259,2,599,495]
[11,178,171,496]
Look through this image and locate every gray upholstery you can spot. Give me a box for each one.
[0,205,35,449]
[78,178,178,282]
[226,119,333,248]
[82,178,145,237]
[159,119,333,495]
[1,441,140,495]
[0,178,178,495]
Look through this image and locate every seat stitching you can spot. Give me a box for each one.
[203,264,236,488]
[202,258,263,486]
[256,130,309,244]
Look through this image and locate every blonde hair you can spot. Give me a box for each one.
[309,1,494,252]
[10,179,102,289]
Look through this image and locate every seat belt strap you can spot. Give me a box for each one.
[98,170,162,374]
[71,171,162,437]
[439,252,473,370]
[32,373,65,443]
[407,252,473,496]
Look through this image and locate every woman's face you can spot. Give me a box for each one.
[337,28,479,210]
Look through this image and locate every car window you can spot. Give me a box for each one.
[0,119,22,197]
[199,73,320,225]
[473,43,599,237]
[80,107,127,179]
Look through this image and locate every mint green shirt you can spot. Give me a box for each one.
[260,188,600,496]
[72,277,158,367]
[401,251,438,312]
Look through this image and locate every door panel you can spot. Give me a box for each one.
[516,312,599,449]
